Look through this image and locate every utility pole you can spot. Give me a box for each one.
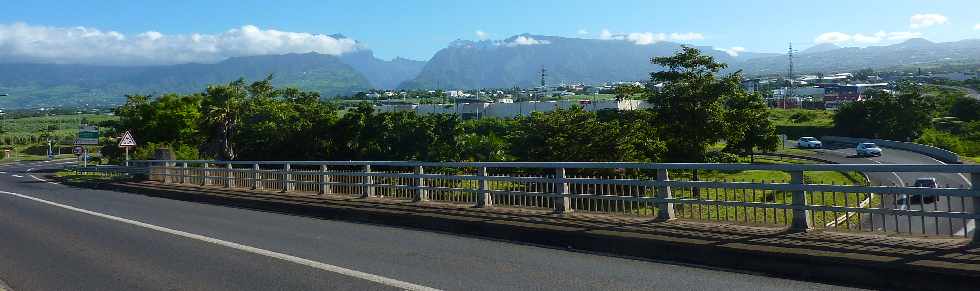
[786,42,796,109]
[540,67,547,88]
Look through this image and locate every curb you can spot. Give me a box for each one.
[55,176,980,291]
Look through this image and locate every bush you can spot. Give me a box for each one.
[789,111,818,123]
[915,129,965,154]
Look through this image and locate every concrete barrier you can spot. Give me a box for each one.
[821,136,961,164]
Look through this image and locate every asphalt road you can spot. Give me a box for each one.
[789,141,974,237]
[0,160,860,291]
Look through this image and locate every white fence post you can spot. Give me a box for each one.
[181,162,188,184]
[282,163,292,193]
[252,163,262,190]
[476,167,491,207]
[414,165,428,202]
[971,172,979,244]
[554,168,571,213]
[790,170,813,231]
[201,163,209,186]
[319,164,330,195]
[225,163,233,188]
[655,169,675,221]
[362,165,374,198]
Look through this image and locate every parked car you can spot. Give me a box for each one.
[898,177,939,209]
[797,137,823,148]
[855,142,882,157]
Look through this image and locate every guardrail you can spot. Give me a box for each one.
[127,160,980,242]
[822,136,961,164]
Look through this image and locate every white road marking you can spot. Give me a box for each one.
[30,175,60,185]
[11,175,23,178]
[0,189,440,291]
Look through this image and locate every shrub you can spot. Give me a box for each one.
[915,129,965,154]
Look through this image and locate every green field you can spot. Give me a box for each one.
[0,113,117,161]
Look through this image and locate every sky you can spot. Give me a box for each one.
[2,0,979,65]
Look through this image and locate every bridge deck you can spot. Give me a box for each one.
[77,178,980,290]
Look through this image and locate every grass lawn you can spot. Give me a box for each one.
[55,170,133,183]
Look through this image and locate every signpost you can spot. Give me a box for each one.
[118,131,137,166]
[74,125,99,167]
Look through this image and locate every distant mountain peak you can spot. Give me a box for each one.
[802,43,840,54]
[900,38,933,45]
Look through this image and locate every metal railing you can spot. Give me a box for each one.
[128,160,980,242]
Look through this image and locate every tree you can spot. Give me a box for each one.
[613,83,644,101]
[833,82,934,141]
[724,91,779,162]
[949,97,980,122]
[647,46,740,162]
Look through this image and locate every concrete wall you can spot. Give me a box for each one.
[821,136,961,164]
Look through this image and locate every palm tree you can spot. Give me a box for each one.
[201,79,248,160]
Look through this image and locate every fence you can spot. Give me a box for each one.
[128,160,980,242]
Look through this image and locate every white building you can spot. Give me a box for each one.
[375,100,650,119]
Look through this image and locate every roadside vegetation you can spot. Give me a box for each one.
[102,47,779,166]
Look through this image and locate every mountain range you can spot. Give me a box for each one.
[1,34,980,108]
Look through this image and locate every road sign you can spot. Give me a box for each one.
[73,146,85,156]
[74,125,100,145]
[118,131,137,147]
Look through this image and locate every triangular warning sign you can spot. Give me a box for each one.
[118,131,137,147]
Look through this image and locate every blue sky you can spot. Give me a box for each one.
[3,0,979,63]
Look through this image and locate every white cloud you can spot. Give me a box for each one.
[910,13,948,29]
[475,30,489,40]
[0,22,361,66]
[884,31,922,40]
[598,29,614,40]
[974,23,980,30]
[815,30,921,45]
[670,32,704,41]
[718,46,746,57]
[505,35,550,47]
[577,29,589,35]
[815,32,852,44]
[598,29,702,45]
[626,32,666,45]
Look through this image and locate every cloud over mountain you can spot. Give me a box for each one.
[0,22,361,66]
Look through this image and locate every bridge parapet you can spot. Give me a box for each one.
[121,160,980,242]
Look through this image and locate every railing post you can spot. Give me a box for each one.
[414,165,428,202]
[790,170,813,231]
[201,163,209,186]
[655,169,675,221]
[361,165,374,198]
[225,163,233,188]
[252,164,262,190]
[476,167,492,207]
[181,162,188,184]
[554,168,571,213]
[282,163,293,193]
[319,164,330,195]
[971,172,979,244]
[163,162,172,184]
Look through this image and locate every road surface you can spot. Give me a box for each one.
[935,84,980,100]
[0,160,859,291]
[789,141,974,237]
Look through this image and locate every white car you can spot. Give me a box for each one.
[797,137,822,148]
[856,142,882,157]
